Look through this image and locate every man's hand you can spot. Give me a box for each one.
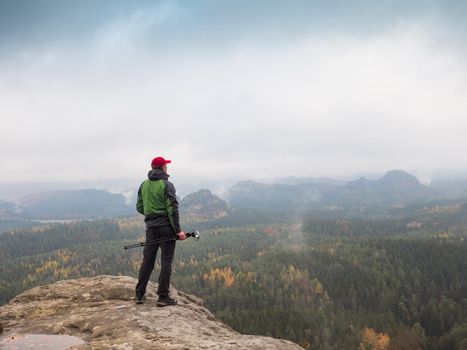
[177,231,187,241]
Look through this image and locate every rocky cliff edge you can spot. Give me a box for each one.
[0,275,303,349]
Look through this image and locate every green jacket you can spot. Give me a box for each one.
[136,168,180,233]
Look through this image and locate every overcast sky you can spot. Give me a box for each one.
[1,0,466,185]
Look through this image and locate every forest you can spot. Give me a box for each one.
[0,203,466,349]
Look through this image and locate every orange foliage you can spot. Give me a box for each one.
[360,327,390,350]
[203,267,235,287]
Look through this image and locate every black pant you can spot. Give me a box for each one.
[135,226,176,298]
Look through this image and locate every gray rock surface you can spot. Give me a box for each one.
[0,275,303,349]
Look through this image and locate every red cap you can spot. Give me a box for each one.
[151,156,171,168]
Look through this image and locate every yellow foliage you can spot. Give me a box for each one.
[281,265,304,283]
[235,271,256,283]
[312,279,325,296]
[28,258,79,281]
[23,273,37,286]
[57,249,73,264]
[281,265,327,297]
[132,258,142,273]
[281,265,307,284]
[35,260,59,275]
[360,327,390,350]
[203,267,235,288]
[189,256,199,266]
[117,217,145,230]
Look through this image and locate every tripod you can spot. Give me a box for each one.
[123,229,200,250]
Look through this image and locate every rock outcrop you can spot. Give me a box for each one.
[180,189,229,222]
[0,275,303,349]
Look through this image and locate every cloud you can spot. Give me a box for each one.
[0,5,466,183]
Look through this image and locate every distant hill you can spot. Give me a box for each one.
[228,180,335,211]
[430,178,467,198]
[180,189,229,222]
[17,189,133,219]
[273,176,347,186]
[228,170,439,212]
[0,200,17,219]
[343,170,438,204]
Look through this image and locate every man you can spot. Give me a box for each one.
[135,156,186,306]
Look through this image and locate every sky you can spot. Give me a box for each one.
[1,0,467,187]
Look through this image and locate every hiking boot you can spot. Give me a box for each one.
[157,296,177,307]
[135,295,145,304]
